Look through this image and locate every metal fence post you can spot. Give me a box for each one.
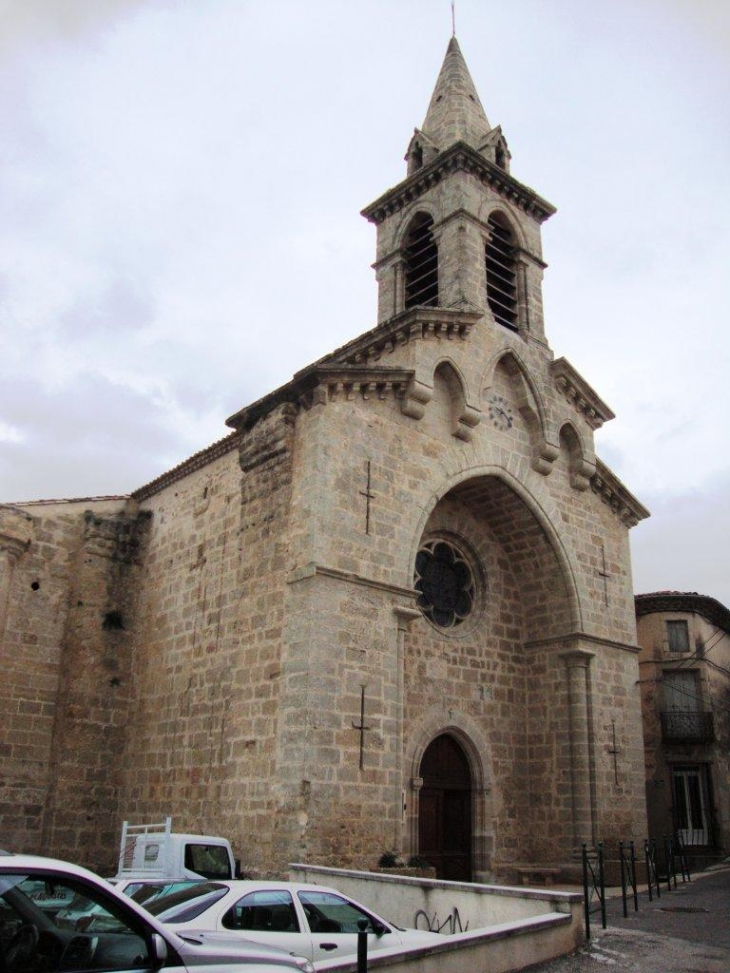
[675,831,691,882]
[630,840,638,912]
[582,844,591,940]
[598,842,606,930]
[357,918,368,973]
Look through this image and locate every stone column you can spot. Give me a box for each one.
[0,509,33,641]
[393,257,405,317]
[393,605,420,853]
[408,776,424,859]
[560,649,596,855]
[515,255,531,335]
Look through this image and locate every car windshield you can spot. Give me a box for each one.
[184,844,232,880]
[125,881,202,905]
[142,882,229,922]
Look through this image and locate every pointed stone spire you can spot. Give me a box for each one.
[420,36,491,151]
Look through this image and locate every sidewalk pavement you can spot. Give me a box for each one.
[523,863,730,972]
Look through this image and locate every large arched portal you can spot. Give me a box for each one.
[406,472,581,876]
[418,734,472,881]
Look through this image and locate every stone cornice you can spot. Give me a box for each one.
[591,459,650,527]
[551,357,615,430]
[361,142,556,226]
[304,364,414,405]
[635,591,730,633]
[226,308,481,433]
[287,561,418,600]
[320,306,482,367]
[525,632,640,655]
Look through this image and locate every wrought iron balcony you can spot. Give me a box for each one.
[660,710,714,743]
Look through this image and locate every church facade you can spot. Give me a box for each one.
[1,38,649,881]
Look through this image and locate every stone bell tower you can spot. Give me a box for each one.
[363,36,555,348]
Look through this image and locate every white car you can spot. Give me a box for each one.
[138,880,443,964]
[55,880,201,930]
[0,853,314,973]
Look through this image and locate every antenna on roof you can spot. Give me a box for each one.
[451,1,456,36]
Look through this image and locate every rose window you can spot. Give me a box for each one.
[414,539,475,629]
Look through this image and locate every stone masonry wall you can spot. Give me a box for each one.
[41,504,149,869]
[115,405,296,875]
[0,498,131,861]
[266,309,647,875]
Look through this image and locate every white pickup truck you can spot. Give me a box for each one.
[114,817,238,883]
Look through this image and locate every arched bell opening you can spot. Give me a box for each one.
[485,212,518,331]
[403,212,439,309]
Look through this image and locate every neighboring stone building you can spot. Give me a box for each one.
[1,37,650,882]
[636,591,730,867]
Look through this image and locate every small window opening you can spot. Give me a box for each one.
[404,213,439,309]
[495,143,506,170]
[667,620,690,653]
[486,214,518,330]
[411,142,423,171]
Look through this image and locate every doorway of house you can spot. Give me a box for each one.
[672,765,711,846]
[418,733,472,880]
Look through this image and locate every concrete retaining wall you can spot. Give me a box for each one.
[289,863,584,971]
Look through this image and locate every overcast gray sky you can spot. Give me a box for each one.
[1,0,728,606]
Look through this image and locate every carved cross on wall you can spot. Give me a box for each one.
[359,460,376,535]
[352,686,373,770]
[597,545,611,606]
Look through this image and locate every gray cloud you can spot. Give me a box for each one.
[0,0,162,54]
[631,476,730,608]
[0,372,197,501]
[0,0,728,604]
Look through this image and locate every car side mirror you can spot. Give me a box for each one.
[372,920,386,937]
[150,933,168,966]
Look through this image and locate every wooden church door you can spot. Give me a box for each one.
[418,734,472,881]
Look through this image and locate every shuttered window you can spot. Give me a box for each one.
[667,620,690,653]
[663,670,699,712]
[404,213,439,308]
[486,214,518,330]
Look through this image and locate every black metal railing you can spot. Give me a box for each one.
[582,834,691,938]
[581,843,606,939]
[660,710,714,742]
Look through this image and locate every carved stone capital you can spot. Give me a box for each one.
[558,649,596,669]
[454,404,481,442]
[393,605,422,631]
[532,440,559,475]
[571,459,597,492]
[401,379,433,420]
